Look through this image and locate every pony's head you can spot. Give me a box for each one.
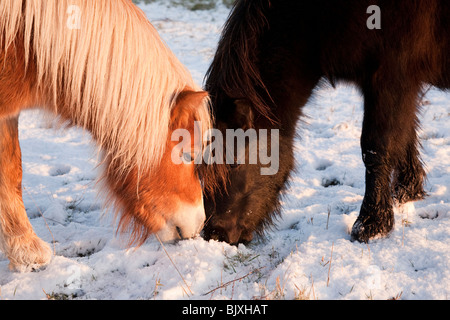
[156,90,210,242]
[107,89,210,245]
[200,100,287,245]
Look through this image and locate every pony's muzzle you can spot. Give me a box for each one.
[156,200,206,242]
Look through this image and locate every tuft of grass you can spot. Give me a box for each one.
[365,290,374,300]
[293,284,311,300]
[151,278,164,299]
[388,291,403,300]
[224,250,261,273]
[43,289,79,300]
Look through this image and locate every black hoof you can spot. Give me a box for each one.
[351,204,395,243]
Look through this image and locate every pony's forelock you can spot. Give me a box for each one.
[205,0,276,123]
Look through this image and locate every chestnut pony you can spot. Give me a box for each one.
[0,0,210,271]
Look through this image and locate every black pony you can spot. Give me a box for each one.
[201,0,450,244]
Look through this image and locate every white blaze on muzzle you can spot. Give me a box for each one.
[156,197,205,242]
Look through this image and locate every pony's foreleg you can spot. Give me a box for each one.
[351,78,422,243]
[0,116,52,271]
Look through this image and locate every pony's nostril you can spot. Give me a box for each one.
[176,226,183,239]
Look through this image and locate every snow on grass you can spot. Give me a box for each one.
[0,1,449,300]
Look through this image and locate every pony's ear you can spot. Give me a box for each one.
[234,99,254,130]
[171,90,208,129]
[176,90,209,107]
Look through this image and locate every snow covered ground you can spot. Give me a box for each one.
[0,1,449,300]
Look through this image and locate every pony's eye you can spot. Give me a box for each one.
[229,157,241,169]
[182,152,194,163]
[229,162,242,169]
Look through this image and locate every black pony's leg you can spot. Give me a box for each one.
[393,137,427,204]
[351,77,422,243]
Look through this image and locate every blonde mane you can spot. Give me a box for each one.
[0,0,209,177]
